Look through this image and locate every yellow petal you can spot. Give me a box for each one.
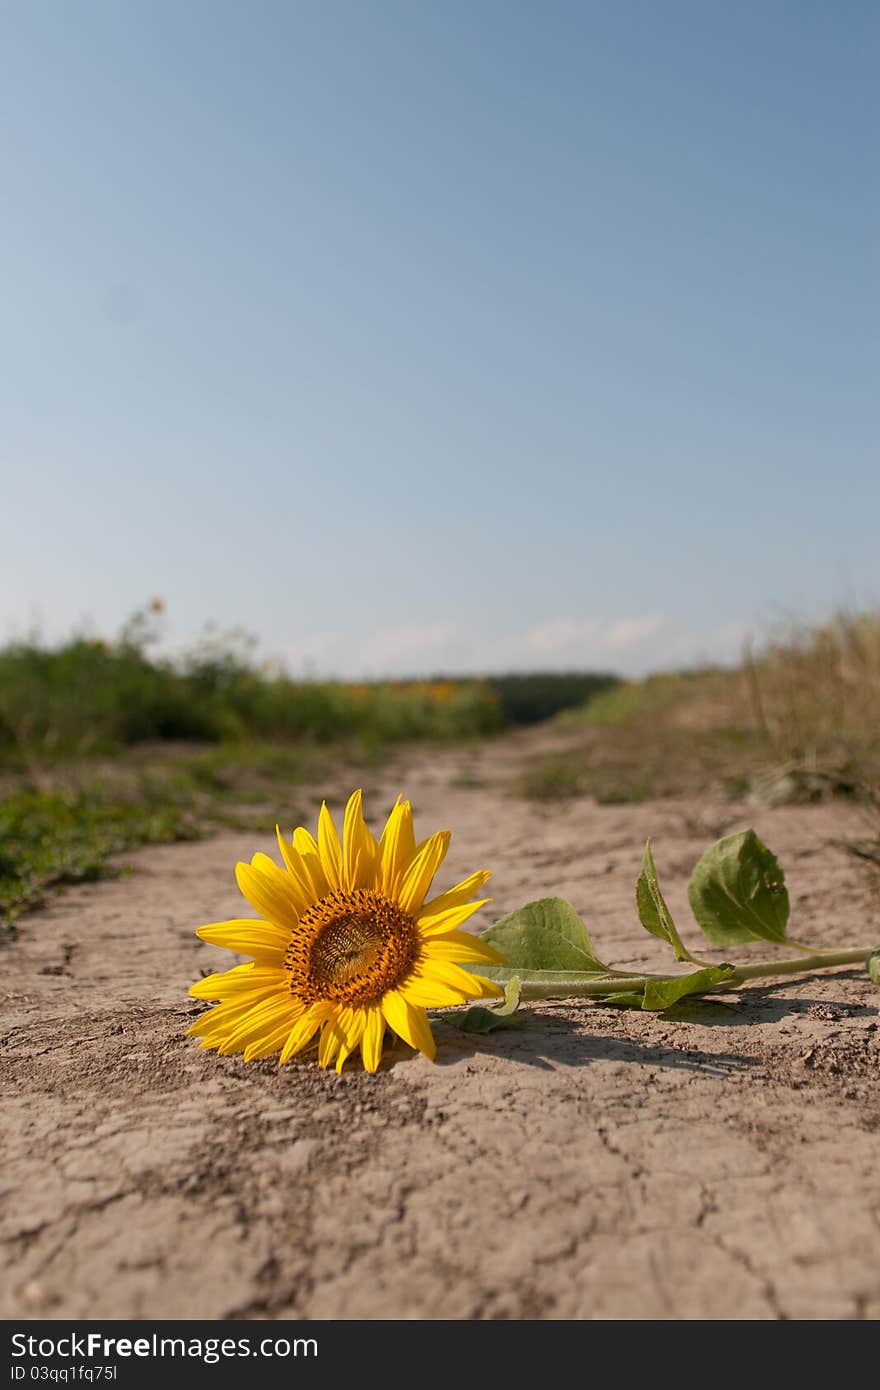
[243,1021,298,1062]
[398,975,475,1008]
[274,828,319,906]
[317,801,343,889]
[343,789,378,889]
[397,830,451,914]
[188,962,254,998]
[188,993,280,1038]
[293,827,329,898]
[417,961,494,995]
[251,850,311,913]
[381,991,436,1061]
[189,964,287,999]
[196,918,289,946]
[318,1007,352,1068]
[279,1003,332,1064]
[416,898,492,936]
[417,870,492,921]
[196,919,289,966]
[235,860,300,929]
[216,997,301,1054]
[417,957,504,999]
[360,1006,386,1073]
[422,931,506,965]
[293,827,319,857]
[377,797,416,897]
[335,1009,366,1073]
[318,1003,371,1069]
[318,1017,342,1068]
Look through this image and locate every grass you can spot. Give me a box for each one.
[519,610,880,809]
[0,783,199,930]
[0,738,349,931]
[518,726,767,804]
[742,610,880,767]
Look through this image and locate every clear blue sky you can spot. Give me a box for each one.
[2,1,877,677]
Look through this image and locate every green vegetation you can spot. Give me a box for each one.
[0,784,200,929]
[481,671,618,725]
[460,829,879,1022]
[0,605,620,929]
[0,744,334,930]
[0,631,500,755]
[0,603,619,759]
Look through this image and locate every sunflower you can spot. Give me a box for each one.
[188,790,504,1073]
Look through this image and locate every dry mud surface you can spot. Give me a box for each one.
[3,729,880,1321]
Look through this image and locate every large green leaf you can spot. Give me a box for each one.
[636,840,689,961]
[449,977,523,1034]
[483,897,608,972]
[687,829,790,947]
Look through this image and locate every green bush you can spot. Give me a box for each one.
[0,608,619,760]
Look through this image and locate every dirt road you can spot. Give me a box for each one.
[3,730,879,1319]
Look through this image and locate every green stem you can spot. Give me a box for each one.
[486,945,874,1001]
[681,948,718,968]
[726,945,871,984]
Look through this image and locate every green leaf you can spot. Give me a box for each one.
[449,977,523,1034]
[483,897,609,972]
[597,965,736,1012]
[687,829,790,947]
[867,948,880,986]
[636,840,689,961]
[641,964,735,1010]
[601,990,648,1009]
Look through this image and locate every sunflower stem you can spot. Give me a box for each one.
[486,945,874,1001]
[681,948,718,968]
[723,945,872,984]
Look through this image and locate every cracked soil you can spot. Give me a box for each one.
[3,729,880,1320]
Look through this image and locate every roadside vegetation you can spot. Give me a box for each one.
[5,603,878,931]
[519,611,880,820]
[0,603,617,928]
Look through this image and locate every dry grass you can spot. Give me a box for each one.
[743,611,880,772]
[519,610,880,811]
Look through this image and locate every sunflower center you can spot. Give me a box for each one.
[285,887,421,1006]
[311,916,381,985]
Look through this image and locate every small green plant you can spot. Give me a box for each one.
[0,786,201,929]
[518,762,585,800]
[457,828,878,1026]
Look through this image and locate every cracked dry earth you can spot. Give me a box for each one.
[3,727,880,1321]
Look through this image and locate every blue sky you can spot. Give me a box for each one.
[2,1,877,677]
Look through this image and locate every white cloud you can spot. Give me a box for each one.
[279,621,462,679]
[522,613,667,658]
[272,612,752,679]
[523,617,601,654]
[358,621,461,673]
[605,614,667,649]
